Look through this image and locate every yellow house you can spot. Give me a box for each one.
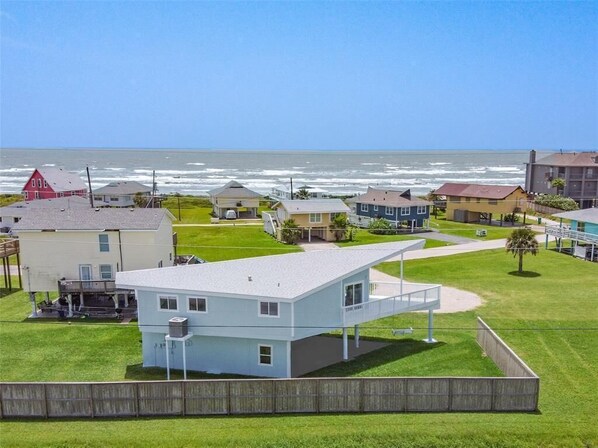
[434,183,528,224]
[272,199,350,242]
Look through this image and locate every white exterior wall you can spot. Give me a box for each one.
[18,216,174,292]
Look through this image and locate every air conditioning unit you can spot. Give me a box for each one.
[168,317,188,338]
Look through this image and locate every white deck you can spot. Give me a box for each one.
[342,281,440,326]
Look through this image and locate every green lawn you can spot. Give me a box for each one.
[1,249,597,446]
[430,216,534,240]
[337,229,449,249]
[175,225,301,261]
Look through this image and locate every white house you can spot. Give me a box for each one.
[92,181,152,207]
[270,184,328,201]
[0,196,108,234]
[12,208,175,317]
[208,181,261,219]
[116,240,441,378]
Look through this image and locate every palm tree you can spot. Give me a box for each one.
[505,227,538,273]
[294,188,310,200]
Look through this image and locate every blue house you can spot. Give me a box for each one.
[546,208,598,261]
[348,187,432,231]
[116,241,441,378]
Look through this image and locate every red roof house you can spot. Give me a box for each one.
[22,167,87,200]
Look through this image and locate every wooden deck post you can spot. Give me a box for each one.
[354,325,360,348]
[342,328,348,361]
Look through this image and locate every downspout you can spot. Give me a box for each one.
[118,230,124,271]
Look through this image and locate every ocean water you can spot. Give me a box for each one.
[0,148,532,197]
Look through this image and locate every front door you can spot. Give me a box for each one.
[79,264,92,288]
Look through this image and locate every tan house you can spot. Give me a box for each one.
[12,208,175,318]
[271,199,350,242]
[434,183,528,224]
[208,181,261,219]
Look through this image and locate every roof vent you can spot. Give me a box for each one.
[60,208,65,212]
[94,208,100,212]
[248,275,252,282]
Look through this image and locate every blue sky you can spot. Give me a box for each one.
[1,1,596,150]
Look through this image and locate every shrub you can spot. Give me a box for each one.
[535,194,579,211]
[368,218,393,235]
[281,219,301,244]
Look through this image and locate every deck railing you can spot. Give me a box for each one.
[545,225,598,245]
[343,283,440,326]
[58,279,117,294]
[0,239,19,258]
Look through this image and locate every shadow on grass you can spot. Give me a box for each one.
[124,363,254,381]
[303,338,444,378]
[508,271,541,278]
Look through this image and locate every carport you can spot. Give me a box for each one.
[290,335,388,377]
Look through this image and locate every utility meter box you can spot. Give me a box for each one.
[169,317,188,338]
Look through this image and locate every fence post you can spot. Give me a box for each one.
[359,379,365,412]
[227,381,232,415]
[89,384,94,418]
[43,383,49,419]
[316,379,320,413]
[448,378,453,411]
[134,382,139,417]
[272,380,276,414]
[181,381,186,416]
[491,378,496,411]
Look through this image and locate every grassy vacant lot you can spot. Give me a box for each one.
[429,216,529,240]
[176,225,301,261]
[337,228,449,249]
[1,249,597,446]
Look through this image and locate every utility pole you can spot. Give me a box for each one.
[86,166,94,208]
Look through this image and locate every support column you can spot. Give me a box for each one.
[308,228,311,242]
[342,327,348,361]
[182,340,187,380]
[125,294,129,308]
[45,292,51,305]
[423,309,437,344]
[67,294,73,318]
[79,293,84,310]
[165,339,171,380]
[113,295,119,309]
[29,292,38,318]
[354,325,360,348]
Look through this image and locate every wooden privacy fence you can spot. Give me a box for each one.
[0,318,539,419]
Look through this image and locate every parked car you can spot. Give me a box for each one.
[225,209,237,220]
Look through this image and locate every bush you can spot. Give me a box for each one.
[368,218,393,235]
[535,194,579,211]
[504,213,519,223]
[281,219,302,244]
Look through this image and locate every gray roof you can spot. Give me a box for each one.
[2,196,102,211]
[552,208,598,224]
[94,181,152,195]
[350,187,432,207]
[25,167,87,192]
[275,199,350,214]
[208,181,261,198]
[12,208,174,231]
[534,152,598,167]
[116,240,424,301]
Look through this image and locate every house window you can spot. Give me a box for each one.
[417,206,427,214]
[309,213,322,223]
[258,345,273,366]
[488,199,498,205]
[99,234,109,252]
[465,197,471,202]
[400,207,410,216]
[43,180,47,188]
[35,191,40,199]
[344,282,363,307]
[31,179,35,188]
[59,192,64,197]
[24,192,29,199]
[360,204,368,212]
[37,179,42,188]
[449,196,460,203]
[476,198,481,203]
[259,301,279,317]
[385,206,393,215]
[158,295,178,311]
[373,205,378,212]
[94,196,102,202]
[110,196,119,202]
[99,264,113,280]
[188,297,207,313]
